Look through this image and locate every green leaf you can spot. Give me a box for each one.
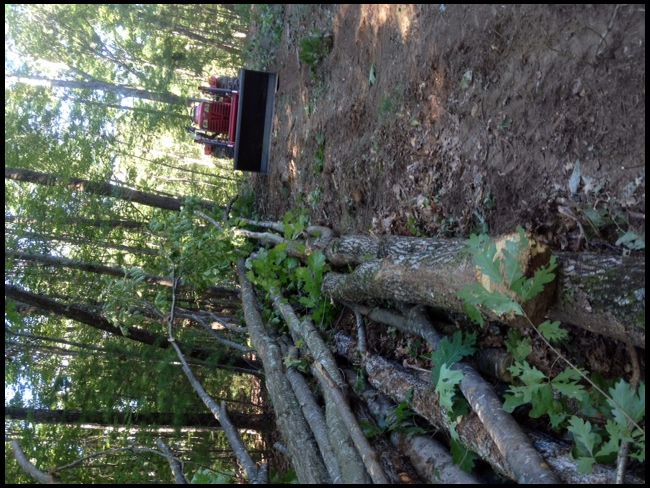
[512,256,557,301]
[529,383,554,418]
[511,360,547,386]
[436,363,464,411]
[615,231,645,250]
[431,331,476,385]
[462,302,485,326]
[450,437,477,473]
[568,416,601,457]
[575,456,596,474]
[552,367,587,402]
[504,329,532,361]
[369,63,377,86]
[472,239,503,285]
[607,380,645,426]
[537,320,568,343]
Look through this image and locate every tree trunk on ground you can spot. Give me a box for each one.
[4,406,270,432]
[321,234,645,347]
[5,167,217,212]
[334,333,641,484]
[236,261,330,484]
[5,284,258,372]
[355,377,480,484]
[548,252,645,347]
[352,304,559,484]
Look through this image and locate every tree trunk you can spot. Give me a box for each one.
[7,250,238,301]
[334,333,641,484]
[11,75,186,105]
[5,406,270,432]
[549,252,645,347]
[5,167,218,212]
[5,284,258,373]
[7,231,158,256]
[6,214,147,230]
[322,234,645,347]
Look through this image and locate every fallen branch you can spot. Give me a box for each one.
[156,438,188,484]
[270,287,345,390]
[354,377,480,484]
[312,362,389,484]
[281,345,343,483]
[11,441,59,484]
[165,274,260,483]
[334,333,642,484]
[237,260,329,483]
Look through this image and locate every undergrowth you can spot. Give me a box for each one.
[439,227,646,474]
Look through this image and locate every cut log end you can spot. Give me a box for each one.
[476,231,557,324]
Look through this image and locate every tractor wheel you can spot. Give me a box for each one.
[211,145,235,159]
[218,76,240,91]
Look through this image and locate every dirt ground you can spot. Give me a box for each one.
[251,4,645,252]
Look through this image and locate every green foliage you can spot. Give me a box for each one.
[299,33,333,72]
[504,329,532,361]
[246,211,337,328]
[282,208,310,240]
[457,228,646,473]
[283,356,310,374]
[616,230,645,251]
[431,331,476,385]
[450,437,478,473]
[190,468,234,484]
[460,227,558,325]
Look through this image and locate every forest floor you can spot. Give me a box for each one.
[244,5,645,477]
[246,3,645,372]
[250,4,645,251]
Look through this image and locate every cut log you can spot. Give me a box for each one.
[355,378,480,484]
[334,334,642,484]
[322,234,645,347]
[237,261,329,484]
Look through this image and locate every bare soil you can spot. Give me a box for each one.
[251,4,645,252]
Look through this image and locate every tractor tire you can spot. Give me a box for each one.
[218,76,240,91]
[211,145,235,159]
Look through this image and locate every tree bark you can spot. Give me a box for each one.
[10,441,59,484]
[549,252,645,347]
[4,406,270,432]
[237,261,330,484]
[356,379,480,484]
[322,234,645,347]
[5,167,217,212]
[155,438,188,484]
[350,304,559,484]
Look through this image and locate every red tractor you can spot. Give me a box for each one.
[188,69,278,173]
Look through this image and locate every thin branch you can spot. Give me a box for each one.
[165,271,260,482]
[156,438,188,484]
